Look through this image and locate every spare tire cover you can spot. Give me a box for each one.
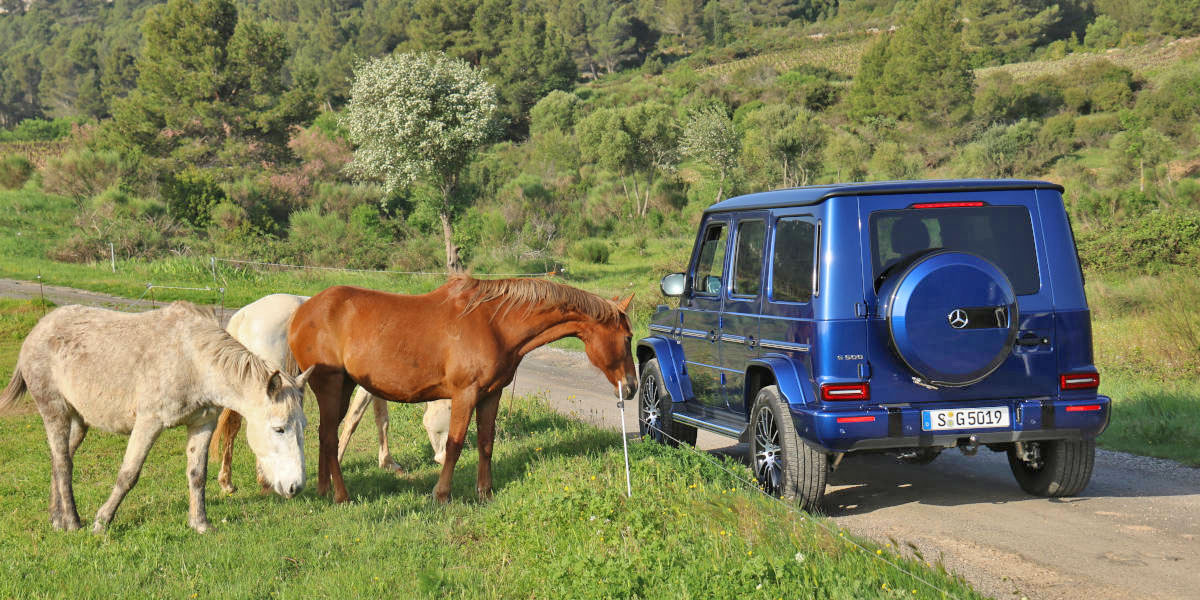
[877,250,1018,387]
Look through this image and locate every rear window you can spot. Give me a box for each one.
[869,206,1040,295]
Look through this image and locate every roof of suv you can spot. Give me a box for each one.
[705,179,1064,214]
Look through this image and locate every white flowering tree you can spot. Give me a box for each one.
[680,104,739,204]
[342,52,498,272]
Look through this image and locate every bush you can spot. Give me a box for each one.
[571,239,611,264]
[1074,113,1121,145]
[0,117,79,142]
[285,206,393,270]
[161,167,226,228]
[0,155,34,189]
[39,148,124,200]
[1084,15,1122,50]
[1076,210,1200,273]
[48,203,184,263]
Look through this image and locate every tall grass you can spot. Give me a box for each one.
[0,299,983,599]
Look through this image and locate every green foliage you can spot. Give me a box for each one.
[285,205,394,270]
[342,53,498,195]
[740,104,828,188]
[161,167,226,228]
[1076,210,1200,272]
[680,103,739,201]
[824,129,872,182]
[1084,15,1123,50]
[954,119,1063,178]
[1059,59,1137,114]
[39,148,126,201]
[529,90,582,135]
[106,0,314,171]
[848,0,974,124]
[1135,63,1200,142]
[571,238,612,264]
[961,0,1066,61]
[0,155,34,190]
[0,117,79,142]
[973,72,1063,123]
[1152,0,1200,37]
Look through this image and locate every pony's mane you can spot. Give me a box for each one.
[166,301,275,386]
[446,275,623,323]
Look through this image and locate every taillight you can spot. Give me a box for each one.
[1065,404,1102,412]
[821,383,870,401]
[1060,372,1100,390]
[836,415,876,423]
[909,201,985,209]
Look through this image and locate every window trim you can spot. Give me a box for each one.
[768,215,819,305]
[728,218,767,299]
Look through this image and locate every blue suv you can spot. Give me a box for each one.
[636,180,1110,510]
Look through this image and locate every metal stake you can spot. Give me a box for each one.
[618,381,632,497]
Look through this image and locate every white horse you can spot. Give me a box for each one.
[212,293,450,494]
[0,302,313,533]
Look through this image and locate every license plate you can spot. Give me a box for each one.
[921,406,1010,431]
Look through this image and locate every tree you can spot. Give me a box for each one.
[848,0,974,124]
[961,0,1063,60]
[578,101,679,218]
[680,104,739,203]
[1153,0,1200,37]
[741,104,828,188]
[341,52,498,272]
[107,0,314,169]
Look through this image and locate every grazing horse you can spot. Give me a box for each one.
[211,294,452,494]
[289,275,637,503]
[0,302,313,533]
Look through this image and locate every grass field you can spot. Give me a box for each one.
[0,299,983,599]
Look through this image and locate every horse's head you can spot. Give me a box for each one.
[241,365,313,498]
[579,294,637,400]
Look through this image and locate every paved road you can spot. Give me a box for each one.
[4,278,1198,600]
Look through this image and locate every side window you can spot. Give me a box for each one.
[771,218,816,303]
[731,220,766,296]
[693,223,728,296]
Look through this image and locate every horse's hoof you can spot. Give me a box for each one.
[219,482,236,495]
[380,459,404,474]
[333,492,349,504]
[91,522,108,535]
[477,488,493,502]
[190,520,212,534]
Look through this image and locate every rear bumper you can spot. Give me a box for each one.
[791,395,1111,453]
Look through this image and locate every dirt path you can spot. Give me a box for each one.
[3,278,1197,600]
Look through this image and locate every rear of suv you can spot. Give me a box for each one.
[636,180,1110,510]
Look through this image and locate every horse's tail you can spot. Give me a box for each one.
[0,365,28,415]
[209,408,241,458]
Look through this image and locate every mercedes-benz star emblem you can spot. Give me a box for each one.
[948,309,969,329]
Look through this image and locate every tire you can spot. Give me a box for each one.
[749,385,826,511]
[1007,439,1095,497]
[638,359,697,447]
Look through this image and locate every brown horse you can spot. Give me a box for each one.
[288,275,637,503]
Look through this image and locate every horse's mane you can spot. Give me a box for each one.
[166,302,274,386]
[446,275,623,324]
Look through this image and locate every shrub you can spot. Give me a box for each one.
[48,204,184,263]
[1084,15,1122,50]
[1074,113,1121,145]
[161,167,226,228]
[1075,210,1200,273]
[0,155,34,189]
[285,206,393,270]
[39,148,124,200]
[571,239,611,264]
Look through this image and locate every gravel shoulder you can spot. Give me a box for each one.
[3,278,1197,600]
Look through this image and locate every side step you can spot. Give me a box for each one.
[672,411,746,441]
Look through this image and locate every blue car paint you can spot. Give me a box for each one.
[640,179,1110,454]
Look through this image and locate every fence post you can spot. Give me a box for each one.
[110,243,116,273]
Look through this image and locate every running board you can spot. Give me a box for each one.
[672,412,745,440]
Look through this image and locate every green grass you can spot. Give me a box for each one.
[1098,374,1200,465]
[0,299,983,599]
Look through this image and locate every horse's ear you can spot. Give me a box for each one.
[294,365,316,390]
[267,370,284,399]
[617,293,634,313]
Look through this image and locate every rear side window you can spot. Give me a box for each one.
[732,220,765,296]
[771,218,816,303]
[870,206,1040,295]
